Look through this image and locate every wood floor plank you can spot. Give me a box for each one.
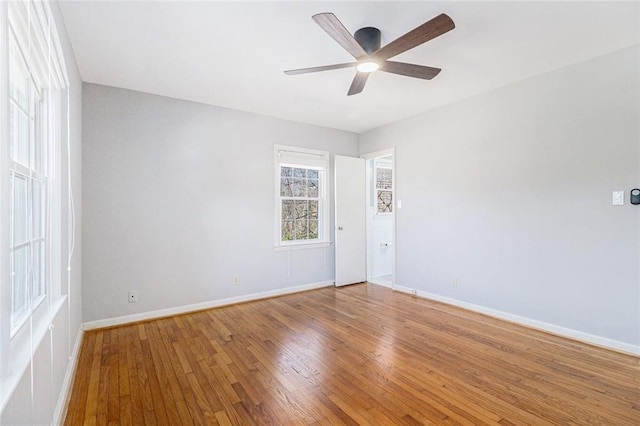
[81,330,103,425]
[156,321,206,422]
[106,330,120,424]
[142,324,183,425]
[123,327,143,425]
[65,283,640,425]
[116,327,132,426]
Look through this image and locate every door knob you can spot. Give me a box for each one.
[338,226,344,230]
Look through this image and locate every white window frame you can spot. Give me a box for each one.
[274,145,331,250]
[1,0,68,390]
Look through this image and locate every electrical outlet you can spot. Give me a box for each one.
[411,289,418,296]
[233,276,240,285]
[128,291,137,303]
[451,277,458,287]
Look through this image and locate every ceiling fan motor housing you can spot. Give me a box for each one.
[354,27,381,55]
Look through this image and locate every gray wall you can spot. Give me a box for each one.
[360,45,640,348]
[0,1,83,424]
[82,84,358,323]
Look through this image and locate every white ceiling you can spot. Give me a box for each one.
[58,1,640,133]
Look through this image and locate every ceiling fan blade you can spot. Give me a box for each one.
[284,62,356,75]
[312,13,367,59]
[372,13,455,61]
[347,72,369,96]
[379,61,441,80]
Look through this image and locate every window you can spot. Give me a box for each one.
[375,158,393,214]
[8,32,47,332]
[1,0,68,347]
[275,146,330,247]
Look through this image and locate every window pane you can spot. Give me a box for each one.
[9,100,17,158]
[308,179,319,197]
[281,166,292,177]
[33,99,44,173]
[9,39,29,109]
[281,200,294,220]
[293,168,306,178]
[294,200,309,220]
[33,180,44,238]
[292,178,307,197]
[309,201,318,220]
[377,190,393,213]
[12,246,29,325]
[281,177,293,197]
[9,38,30,165]
[309,221,318,239]
[281,221,294,241]
[10,103,30,166]
[307,169,318,179]
[12,174,28,245]
[32,241,45,300]
[295,219,309,240]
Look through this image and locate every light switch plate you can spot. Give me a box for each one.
[612,191,624,206]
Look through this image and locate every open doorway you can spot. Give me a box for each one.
[363,149,395,288]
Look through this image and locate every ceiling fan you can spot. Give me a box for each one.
[284,13,455,96]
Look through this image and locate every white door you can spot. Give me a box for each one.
[334,155,366,286]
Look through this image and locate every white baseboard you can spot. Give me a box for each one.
[394,285,640,356]
[53,328,84,426]
[83,280,334,331]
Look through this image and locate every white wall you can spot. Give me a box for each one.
[0,1,83,424]
[81,84,358,323]
[359,45,640,351]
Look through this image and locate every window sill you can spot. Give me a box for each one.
[10,294,47,338]
[274,241,333,251]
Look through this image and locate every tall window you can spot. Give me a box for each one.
[2,0,68,341]
[375,158,392,214]
[9,32,47,331]
[275,146,329,246]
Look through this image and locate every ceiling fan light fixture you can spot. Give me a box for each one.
[356,60,379,73]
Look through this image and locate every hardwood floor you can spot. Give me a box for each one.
[65,283,639,425]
